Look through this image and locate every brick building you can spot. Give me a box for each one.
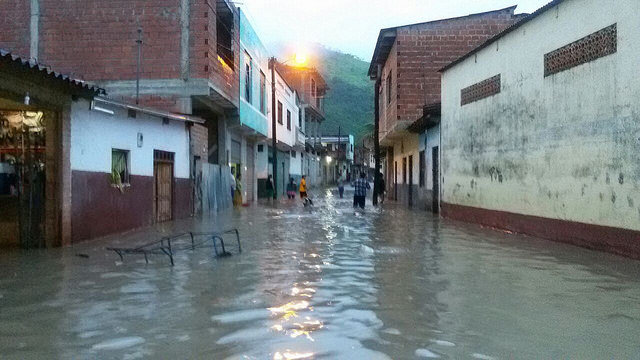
[368,7,524,210]
[0,0,274,212]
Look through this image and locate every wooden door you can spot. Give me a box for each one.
[154,151,174,223]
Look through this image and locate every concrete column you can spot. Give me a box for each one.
[30,0,39,60]
[240,136,247,200]
[180,0,190,80]
[59,104,72,246]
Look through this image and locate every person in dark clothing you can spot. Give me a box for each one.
[352,172,370,209]
[375,172,386,204]
[265,175,274,199]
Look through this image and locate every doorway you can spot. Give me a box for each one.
[432,146,439,213]
[245,144,254,203]
[0,110,47,248]
[408,155,413,207]
[394,161,398,200]
[154,150,174,223]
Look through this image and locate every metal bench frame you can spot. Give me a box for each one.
[107,229,241,266]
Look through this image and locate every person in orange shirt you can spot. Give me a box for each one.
[299,175,307,199]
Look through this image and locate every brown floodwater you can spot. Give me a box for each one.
[1,189,640,359]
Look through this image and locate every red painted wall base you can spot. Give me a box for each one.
[441,202,640,260]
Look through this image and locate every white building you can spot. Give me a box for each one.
[256,65,301,197]
[440,0,640,257]
[70,97,199,242]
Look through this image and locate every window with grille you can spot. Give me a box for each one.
[461,75,501,106]
[544,24,617,77]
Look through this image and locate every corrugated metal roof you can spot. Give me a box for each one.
[0,49,105,95]
[440,0,565,72]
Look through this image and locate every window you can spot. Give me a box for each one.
[258,144,264,152]
[111,149,130,184]
[244,52,252,103]
[298,108,302,128]
[387,71,392,105]
[287,110,291,130]
[419,150,425,187]
[260,71,266,114]
[216,1,234,70]
[291,150,296,158]
[277,101,283,124]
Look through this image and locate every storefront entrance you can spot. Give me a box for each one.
[0,111,47,248]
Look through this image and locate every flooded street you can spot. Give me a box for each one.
[2,190,640,359]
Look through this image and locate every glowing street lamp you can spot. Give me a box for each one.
[326,156,332,164]
[294,53,308,66]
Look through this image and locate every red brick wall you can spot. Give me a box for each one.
[190,0,239,106]
[379,8,521,127]
[0,0,31,58]
[0,0,239,107]
[35,0,183,81]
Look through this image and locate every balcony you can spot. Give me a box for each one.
[295,129,306,148]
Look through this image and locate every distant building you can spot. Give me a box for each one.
[317,135,354,185]
[440,0,640,257]
[368,7,523,210]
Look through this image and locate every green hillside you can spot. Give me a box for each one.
[312,45,374,142]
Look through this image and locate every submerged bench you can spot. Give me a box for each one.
[107,229,241,266]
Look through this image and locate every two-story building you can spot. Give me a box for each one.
[369,7,523,210]
[234,8,271,204]
[256,63,301,198]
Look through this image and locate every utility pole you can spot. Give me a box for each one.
[270,57,278,199]
[136,28,143,105]
[373,64,382,206]
[338,125,341,180]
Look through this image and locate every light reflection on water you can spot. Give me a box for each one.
[1,191,640,359]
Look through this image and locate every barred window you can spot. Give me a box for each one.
[544,24,617,77]
[461,75,501,106]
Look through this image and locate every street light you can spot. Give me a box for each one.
[326,156,332,164]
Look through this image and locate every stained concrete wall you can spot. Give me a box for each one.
[441,0,640,232]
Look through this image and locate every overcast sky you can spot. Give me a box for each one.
[238,0,550,61]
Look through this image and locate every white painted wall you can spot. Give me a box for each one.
[289,150,302,176]
[267,70,300,148]
[70,99,190,179]
[425,125,440,192]
[441,0,640,231]
[391,133,420,186]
